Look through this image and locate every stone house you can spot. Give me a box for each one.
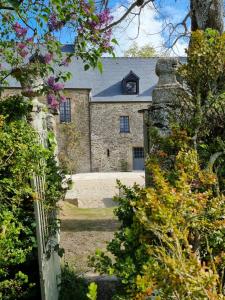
[56,56,160,173]
[3,54,162,173]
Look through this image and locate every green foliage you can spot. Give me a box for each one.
[59,263,88,300]
[90,149,225,299]
[176,29,225,192]
[0,95,64,299]
[87,282,97,300]
[124,42,157,57]
[90,29,225,299]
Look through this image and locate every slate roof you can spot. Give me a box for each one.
[6,46,185,103]
[63,57,159,102]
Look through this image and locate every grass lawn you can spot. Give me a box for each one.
[60,202,119,274]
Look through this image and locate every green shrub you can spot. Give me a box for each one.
[0,96,64,299]
[59,263,88,300]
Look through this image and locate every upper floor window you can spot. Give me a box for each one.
[120,116,130,133]
[60,98,71,123]
[122,71,139,95]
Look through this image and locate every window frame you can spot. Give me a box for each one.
[120,116,130,133]
[59,98,71,123]
[122,71,139,95]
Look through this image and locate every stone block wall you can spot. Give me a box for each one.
[55,89,91,173]
[90,102,150,172]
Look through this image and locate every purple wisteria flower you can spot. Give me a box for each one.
[13,22,27,38]
[44,53,53,64]
[47,76,64,91]
[98,9,113,25]
[19,48,29,58]
[60,95,67,102]
[48,13,64,31]
[18,43,26,49]
[26,37,34,43]
[47,94,58,108]
[47,76,55,87]
[53,82,64,91]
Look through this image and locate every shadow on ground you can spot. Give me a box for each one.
[61,219,120,232]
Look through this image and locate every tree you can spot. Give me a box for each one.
[191,0,224,33]
[124,42,156,57]
[0,1,116,298]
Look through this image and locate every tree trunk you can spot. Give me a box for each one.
[191,0,224,33]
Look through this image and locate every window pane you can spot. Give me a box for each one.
[126,81,137,94]
[133,147,144,158]
[120,116,129,133]
[60,98,71,123]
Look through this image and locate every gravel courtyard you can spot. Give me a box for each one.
[60,172,145,273]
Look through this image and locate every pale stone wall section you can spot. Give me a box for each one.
[90,102,150,172]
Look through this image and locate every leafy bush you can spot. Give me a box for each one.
[0,96,64,299]
[89,30,225,299]
[59,263,88,300]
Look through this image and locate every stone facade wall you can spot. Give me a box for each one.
[2,88,91,173]
[2,88,151,173]
[55,89,91,173]
[90,102,150,172]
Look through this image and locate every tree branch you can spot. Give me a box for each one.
[208,151,224,170]
[102,0,153,31]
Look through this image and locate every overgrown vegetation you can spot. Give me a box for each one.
[89,29,225,299]
[0,96,64,299]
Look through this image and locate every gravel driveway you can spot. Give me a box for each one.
[65,171,145,208]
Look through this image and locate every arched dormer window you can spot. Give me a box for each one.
[122,71,139,95]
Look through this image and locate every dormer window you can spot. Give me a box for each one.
[122,71,139,95]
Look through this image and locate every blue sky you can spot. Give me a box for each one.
[109,0,190,56]
[58,0,190,56]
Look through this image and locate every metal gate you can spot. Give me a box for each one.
[133,147,144,170]
[31,98,61,300]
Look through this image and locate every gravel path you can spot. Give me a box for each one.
[65,171,145,208]
[60,202,119,274]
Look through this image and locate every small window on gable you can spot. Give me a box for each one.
[122,71,139,95]
[60,98,71,123]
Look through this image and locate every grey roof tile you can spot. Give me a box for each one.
[6,54,186,103]
[64,57,159,102]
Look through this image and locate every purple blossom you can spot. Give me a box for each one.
[61,57,70,67]
[47,76,55,87]
[26,37,33,43]
[97,9,113,25]
[47,76,64,91]
[60,95,67,102]
[19,48,29,57]
[53,82,64,91]
[13,22,27,38]
[44,53,53,64]
[18,43,26,50]
[47,94,58,108]
[48,13,64,31]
